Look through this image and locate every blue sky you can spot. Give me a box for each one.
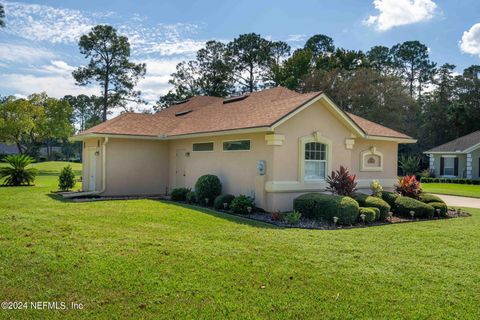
[1,0,480,112]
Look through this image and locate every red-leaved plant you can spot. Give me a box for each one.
[326,166,357,196]
[395,175,422,198]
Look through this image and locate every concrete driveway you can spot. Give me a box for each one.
[433,194,480,209]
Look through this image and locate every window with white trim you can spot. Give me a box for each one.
[304,142,327,180]
[443,157,455,176]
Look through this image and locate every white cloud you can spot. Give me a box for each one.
[0,43,56,62]
[364,0,437,31]
[0,73,98,98]
[286,34,306,42]
[460,23,480,57]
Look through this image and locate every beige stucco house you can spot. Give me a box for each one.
[424,130,480,179]
[71,87,415,211]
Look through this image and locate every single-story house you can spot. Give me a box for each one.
[424,130,480,179]
[71,87,415,211]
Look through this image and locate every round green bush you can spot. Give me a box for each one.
[293,193,359,225]
[186,191,197,204]
[381,191,399,209]
[194,174,222,206]
[429,201,448,217]
[230,195,255,214]
[394,196,435,219]
[418,193,445,204]
[352,193,390,220]
[58,165,76,191]
[214,194,235,210]
[359,207,378,223]
[170,187,191,201]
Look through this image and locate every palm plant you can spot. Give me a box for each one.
[398,155,420,176]
[0,154,38,186]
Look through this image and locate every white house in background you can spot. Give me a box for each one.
[424,130,480,179]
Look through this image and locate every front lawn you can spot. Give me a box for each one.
[1,162,479,319]
[422,183,480,198]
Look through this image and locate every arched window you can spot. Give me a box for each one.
[304,142,327,180]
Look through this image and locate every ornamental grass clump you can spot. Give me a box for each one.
[326,166,357,196]
[0,154,38,186]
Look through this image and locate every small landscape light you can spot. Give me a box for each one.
[360,213,366,224]
[388,211,393,222]
[223,202,228,209]
[333,216,339,226]
[436,208,441,217]
[205,198,209,206]
[410,210,415,220]
[247,206,252,214]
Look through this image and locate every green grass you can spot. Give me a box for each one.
[423,183,480,198]
[1,162,480,319]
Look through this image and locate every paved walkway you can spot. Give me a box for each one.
[433,194,480,209]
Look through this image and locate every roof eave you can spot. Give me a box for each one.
[69,132,165,142]
[365,135,417,143]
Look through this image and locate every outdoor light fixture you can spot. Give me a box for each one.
[247,206,252,214]
[223,202,228,209]
[360,213,366,225]
[388,211,393,222]
[205,198,209,206]
[333,216,339,226]
[410,211,415,220]
[436,208,441,217]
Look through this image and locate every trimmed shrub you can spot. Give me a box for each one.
[185,191,197,204]
[381,191,399,209]
[394,196,435,219]
[194,174,222,206]
[230,195,255,214]
[293,193,359,225]
[429,201,448,217]
[359,207,377,223]
[213,194,235,210]
[370,179,383,198]
[418,193,445,204]
[351,193,390,220]
[58,165,76,191]
[170,187,191,201]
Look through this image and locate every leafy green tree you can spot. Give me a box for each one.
[0,4,5,28]
[63,94,103,131]
[455,65,480,135]
[73,25,146,122]
[367,46,394,74]
[196,40,235,97]
[227,33,273,92]
[272,49,312,89]
[0,97,43,154]
[58,165,76,191]
[398,155,420,176]
[391,41,436,97]
[304,34,335,59]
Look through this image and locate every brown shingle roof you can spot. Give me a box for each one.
[426,130,480,153]
[78,87,413,140]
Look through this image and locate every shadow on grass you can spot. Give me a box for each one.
[155,200,281,230]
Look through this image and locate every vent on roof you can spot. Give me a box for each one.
[173,99,189,105]
[223,94,249,104]
[175,110,192,117]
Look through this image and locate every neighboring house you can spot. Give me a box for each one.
[71,87,415,211]
[0,143,19,155]
[424,130,480,179]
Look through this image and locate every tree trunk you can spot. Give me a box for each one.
[102,68,110,122]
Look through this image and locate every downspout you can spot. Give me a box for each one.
[99,137,109,194]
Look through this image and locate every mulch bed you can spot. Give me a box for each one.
[213,208,471,230]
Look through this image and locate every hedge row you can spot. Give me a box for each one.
[421,177,480,185]
[351,193,390,220]
[293,193,359,225]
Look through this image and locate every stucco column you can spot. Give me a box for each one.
[466,153,472,179]
[429,154,435,172]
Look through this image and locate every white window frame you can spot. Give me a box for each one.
[192,141,214,152]
[222,139,251,152]
[298,132,332,183]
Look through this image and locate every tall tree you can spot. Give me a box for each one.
[367,46,394,74]
[0,4,5,28]
[73,25,146,122]
[304,34,335,59]
[271,48,312,90]
[196,40,234,97]
[227,33,272,92]
[62,94,103,131]
[390,41,436,98]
